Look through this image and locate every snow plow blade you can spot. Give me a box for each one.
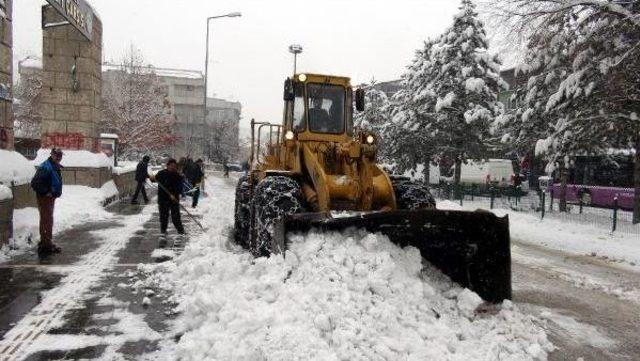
[278,209,511,303]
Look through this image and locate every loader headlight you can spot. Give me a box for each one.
[298,74,307,82]
[366,135,375,144]
[285,130,295,140]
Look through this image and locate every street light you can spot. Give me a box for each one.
[204,12,242,160]
[289,44,303,76]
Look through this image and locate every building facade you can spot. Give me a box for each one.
[206,97,241,162]
[157,69,207,158]
[18,60,241,161]
[0,0,13,151]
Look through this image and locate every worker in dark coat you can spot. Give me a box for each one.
[188,159,205,208]
[150,158,185,236]
[131,155,150,204]
[30,148,64,255]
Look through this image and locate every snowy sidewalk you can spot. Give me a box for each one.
[0,198,205,361]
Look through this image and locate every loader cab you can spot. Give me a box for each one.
[283,73,364,143]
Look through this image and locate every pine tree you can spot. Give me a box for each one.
[425,0,507,185]
[494,0,640,221]
[382,40,438,179]
[354,79,390,133]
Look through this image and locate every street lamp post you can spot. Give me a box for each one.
[289,44,303,76]
[204,12,241,161]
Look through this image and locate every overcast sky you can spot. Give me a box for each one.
[15,0,470,132]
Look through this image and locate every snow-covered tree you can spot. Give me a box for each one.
[354,80,390,132]
[13,67,43,139]
[381,41,438,178]
[421,0,507,185]
[207,118,240,163]
[101,48,177,160]
[492,0,640,222]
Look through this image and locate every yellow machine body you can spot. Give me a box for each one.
[251,73,396,213]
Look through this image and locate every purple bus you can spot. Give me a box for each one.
[550,154,635,211]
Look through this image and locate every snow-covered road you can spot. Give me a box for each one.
[512,241,640,360]
[4,173,637,360]
[145,174,554,360]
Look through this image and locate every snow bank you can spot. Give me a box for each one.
[0,150,36,186]
[439,200,640,271]
[33,149,113,169]
[113,162,137,175]
[152,177,553,360]
[4,184,118,262]
[0,184,11,201]
[101,180,119,200]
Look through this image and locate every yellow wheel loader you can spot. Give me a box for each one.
[234,73,511,303]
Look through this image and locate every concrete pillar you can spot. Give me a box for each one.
[40,5,102,152]
[0,0,13,150]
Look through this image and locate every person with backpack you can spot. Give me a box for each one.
[131,155,151,204]
[30,148,64,255]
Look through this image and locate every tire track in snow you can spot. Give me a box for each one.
[0,208,153,361]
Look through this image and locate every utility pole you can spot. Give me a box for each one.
[204,12,241,161]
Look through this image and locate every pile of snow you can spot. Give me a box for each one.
[0,184,11,201]
[101,180,119,200]
[0,150,36,186]
[113,162,137,175]
[33,149,113,169]
[437,200,464,211]
[149,176,553,360]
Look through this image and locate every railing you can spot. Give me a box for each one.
[250,119,282,168]
[432,183,639,234]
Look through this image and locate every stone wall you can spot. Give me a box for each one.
[0,0,13,151]
[61,167,111,188]
[40,5,102,152]
[0,198,12,248]
[11,184,36,209]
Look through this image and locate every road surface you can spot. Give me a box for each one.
[512,241,640,360]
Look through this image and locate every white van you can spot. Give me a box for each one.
[401,163,441,185]
[458,159,515,189]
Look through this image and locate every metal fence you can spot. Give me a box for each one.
[432,185,639,235]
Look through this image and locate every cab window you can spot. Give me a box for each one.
[307,83,345,134]
[292,83,305,131]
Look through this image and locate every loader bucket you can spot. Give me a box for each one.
[276,209,511,303]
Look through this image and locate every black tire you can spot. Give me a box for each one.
[234,175,251,248]
[392,178,436,210]
[252,176,306,257]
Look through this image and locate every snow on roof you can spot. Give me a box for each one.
[0,150,36,186]
[154,68,203,79]
[19,56,42,70]
[102,63,203,80]
[33,149,113,169]
[113,164,136,175]
[0,185,12,201]
[100,133,119,139]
